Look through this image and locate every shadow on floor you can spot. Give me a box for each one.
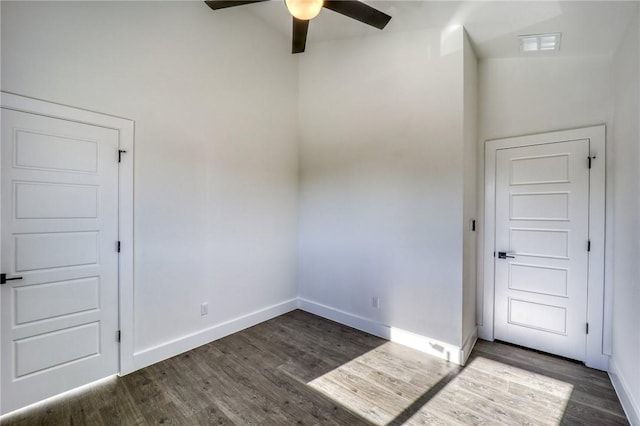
[0,311,629,425]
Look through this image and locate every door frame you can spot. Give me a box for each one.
[481,125,607,370]
[0,92,136,387]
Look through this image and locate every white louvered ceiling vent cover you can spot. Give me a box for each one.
[519,33,562,52]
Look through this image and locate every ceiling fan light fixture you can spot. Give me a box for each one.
[285,0,323,20]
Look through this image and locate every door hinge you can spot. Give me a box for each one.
[118,150,127,163]
[586,323,589,334]
[116,330,121,342]
[117,241,121,253]
[587,240,591,252]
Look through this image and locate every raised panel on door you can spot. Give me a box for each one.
[15,323,100,377]
[508,263,568,297]
[14,231,99,272]
[508,298,567,335]
[14,129,99,173]
[14,277,100,325]
[494,139,590,361]
[14,182,99,219]
[1,109,119,414]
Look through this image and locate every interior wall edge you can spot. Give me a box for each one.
[461,326,478,366]
[476,324,492,341]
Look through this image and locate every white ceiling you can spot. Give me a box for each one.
[231,1,639,58]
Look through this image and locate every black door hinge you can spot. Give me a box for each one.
[118,150,127,163]
[587,240,591,252]
[586,323,589,334]
[116,330,121,342]
[117,241,121,253]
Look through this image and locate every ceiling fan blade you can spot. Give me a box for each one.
[322,1,391,30]
[204,0,269,11]
[292,18,309,54]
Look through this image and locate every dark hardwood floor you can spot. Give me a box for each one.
[1,310,628,425]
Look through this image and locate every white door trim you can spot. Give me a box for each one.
[0,92,136,376]
[480,125,607,370]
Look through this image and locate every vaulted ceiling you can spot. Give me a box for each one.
[231,1,638,58]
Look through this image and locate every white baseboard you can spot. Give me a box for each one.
[131,298,298,371]
[298,298,466,365]
[609,358,640,425]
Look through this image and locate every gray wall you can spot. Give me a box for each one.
[611,6,640,423]
[1,1,300,359]
[297,27,471,347]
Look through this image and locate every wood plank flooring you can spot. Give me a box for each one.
[1,310,628,425]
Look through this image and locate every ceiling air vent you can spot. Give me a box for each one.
[519,33,562,52]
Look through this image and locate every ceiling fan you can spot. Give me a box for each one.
[204,0,392,54]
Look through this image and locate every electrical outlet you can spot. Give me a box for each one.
[201,303,208,316]
[372,296,380,309]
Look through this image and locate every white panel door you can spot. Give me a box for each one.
[494,139,590,361]
[1,109,119,414]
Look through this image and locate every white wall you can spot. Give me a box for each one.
[477,55,613,338]
[297,26,469,348]
[1,1,299,364]
[479,56,612,141]
[610,6,640,424]
[462,31,478,349]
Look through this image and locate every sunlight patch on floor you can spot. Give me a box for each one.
[307,344,573,425]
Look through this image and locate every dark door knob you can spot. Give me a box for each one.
[498,251,515,259]
[0,273,23,284]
